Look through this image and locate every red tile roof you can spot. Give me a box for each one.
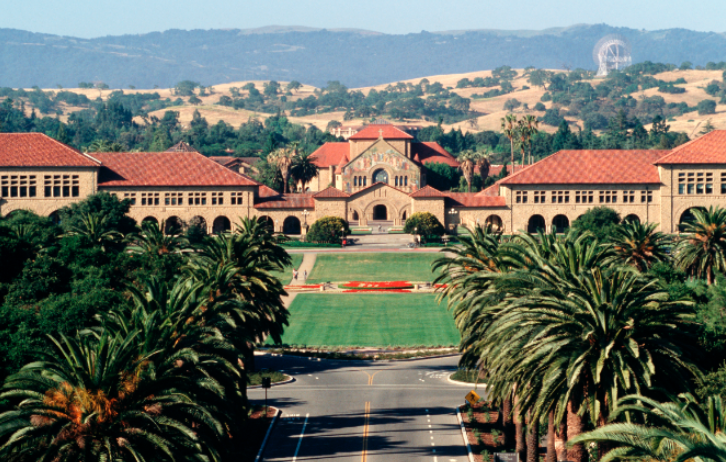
[165,141,197,153]
[0,133,100,167]
[445,192,506,208]
[656,131,726,164]
[254,193,315,209]
[477,182,503,197]
[499,150,668,185]
[95,151,258,187]
[483,164,526,177]
[313,187,351,198]
[409,185,447,198]
[349,124,414,140]
[309,143,349,168]
[210,156,237,166]
[412,142,459,167]
[258,185,280,198]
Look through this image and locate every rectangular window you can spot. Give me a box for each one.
[0,176,34,197]
[43,175,77,197]
[622,191,636,203]
[141,193,159,206]
[721,173,726,194]
[551,191,569,203]
[231,192,244,205]
[641,191,653,203]
[189,192,208,206]
[515,191,528,204]
[599,191,617,204]
[164,192,183,206]
[212,192,224,205]
[575,191,593,204]
[123,193,136,205]
[533,191,546,203]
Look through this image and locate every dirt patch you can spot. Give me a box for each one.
[238,405,278,462]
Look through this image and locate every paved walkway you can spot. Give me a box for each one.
[290,253,317,286]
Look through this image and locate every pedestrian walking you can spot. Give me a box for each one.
[303,270,307,281]
[293,268,298,280]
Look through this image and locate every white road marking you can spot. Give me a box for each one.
[292,413,310,462]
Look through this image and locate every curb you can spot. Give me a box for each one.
[380,353,460,362]
[447,373,489,387]
[254,406,280,462]
[248,375,295,389]
[456,406,475,462]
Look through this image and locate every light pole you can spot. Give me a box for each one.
[448,208,459,233]
[302,209,309,227]
[340,226,346,246]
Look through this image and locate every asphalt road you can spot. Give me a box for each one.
[249,354,473,462]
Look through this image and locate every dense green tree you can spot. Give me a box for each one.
[610,221,671,271]
[571,206,621,242]
[306,216,350,244]
[675,206,726,284]
[403,212,445,241]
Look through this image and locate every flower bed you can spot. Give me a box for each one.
[340,281,414,290]
[343,289,412,293]
[433,283,448,289]
[284,284,322,291]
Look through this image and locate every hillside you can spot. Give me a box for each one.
[1,24,726,89]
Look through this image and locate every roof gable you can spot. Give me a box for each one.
[95,151,259,187]
[349,124,414,140]
[348,181,411,199]
[656,131,726,165]
[309,142,349,168]
[313,186,351,198]
[409,185,446,198]
[499,150,667,186]
[412,142,459,167]
[0,133,100,168]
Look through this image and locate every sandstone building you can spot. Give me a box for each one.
[2,129,726,235]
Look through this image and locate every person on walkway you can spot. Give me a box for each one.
[303,270,307,281]
[293,269,298,281]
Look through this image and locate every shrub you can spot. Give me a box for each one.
[533,102,545,111]
[698,99,718,115]
[571,206,621,242]
[503,98,521,111]
[306,216,350,244]
[403,212,445,242]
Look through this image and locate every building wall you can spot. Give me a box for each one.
[0,167,98,217]
[412,198,446,225]
[347,184,413,225]
[251,209,313,235]
[313,198,347,223]
[340,141,420,194]
[658,164,726,233]
[453,208,510,233]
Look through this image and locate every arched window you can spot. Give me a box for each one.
[352,210,360,221]
[283,216,302,235]
[363,177,367,187]
[552,215,569,234]
[404,176,408,186]
[373,169,388,184]
[353,177,357,187]
[394,176,398,187]
[527,215,546,233]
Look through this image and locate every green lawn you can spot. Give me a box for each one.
[306,252,441,283]
[271,254,304,284]
[269,293,459,347]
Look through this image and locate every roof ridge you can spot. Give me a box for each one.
[654,131,718,164]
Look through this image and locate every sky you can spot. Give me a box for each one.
[2,0,724,38]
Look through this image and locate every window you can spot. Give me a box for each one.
[515,191,528,204]
[211,192,224,205]
[533,191,546,203]
[552,191,569,203]
[1,175,37,198]
[641,191,653,203]
[189,192,207,205]
[404,176,408,187]
[599,191,617,204]
[575,191,593,204]
[363,176,367,187]
[43,175,78,197]
[622,191,636,203]
[141,192,159,206]
[164,192,184,206]
[123,192,136,205]
[681,171,713,195]
[231,192,244,205]
[721,173,726,194]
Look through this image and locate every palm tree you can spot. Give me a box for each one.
[571,393,726,462]
[127,219,189,256]
[675,206,726,284]
[517,119,528,166]
[610,221,671,272]
[62,212,123,251]
[269,147,295,193]
[476,150,491,183]
[291,152,319,192]
[457,150,477,192]
[501,114,518,170]
[523,115,539,165]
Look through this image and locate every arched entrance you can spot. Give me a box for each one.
[527,215,546,233]
[623,214,640,224]
[213,216,231,234]
[373,169,389,184]
[679,207,705,232]
[372,204,388,221]
[165,216,183,235]
[142,216,159,227]
[189,216,207,232]
[48,210,61,225]
[283,216,302,235]
[257,216,274,233]
[485,215,502,231]
[552,215,569,234]
[352,210,360,222]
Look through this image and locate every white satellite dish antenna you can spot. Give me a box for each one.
[593,35,632,76]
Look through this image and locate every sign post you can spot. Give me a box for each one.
[465,390,481,406]
[262,377,272,411]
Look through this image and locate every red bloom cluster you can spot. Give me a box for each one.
[433,283,448,289]
[342,289,412,293]
[340,281,413,290]
[284,284,322,290]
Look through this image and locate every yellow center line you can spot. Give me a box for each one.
[368,370,382,385]
[362,401,370,462]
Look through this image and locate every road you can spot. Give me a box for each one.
[249,354,473,462]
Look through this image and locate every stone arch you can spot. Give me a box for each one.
[399,204,411,222]
[283,216,302,235]
[189,216,207,232]
[622,214,641,224]
[350,209,361,224]
[48,210,61,225]
[165,216,183,235]
[372,204,388,220]
[527,214,546,233]
[257,215,274,233]
[213,216,231,234]
[3,209,25,219]
[363,200,398,223]
[552,214,570,234]
[372,168,389,184]
[679,207,706,232]
[485,214,503,231]
[142,216,159,226]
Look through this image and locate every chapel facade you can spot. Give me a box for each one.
[2,129,726,236]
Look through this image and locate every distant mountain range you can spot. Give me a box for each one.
[1,24,725,89]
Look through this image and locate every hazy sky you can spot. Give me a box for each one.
[3,0,724,38]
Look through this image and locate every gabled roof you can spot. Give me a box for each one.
[409,185,447,198]
[499,150,667,185]
[349,124,414,140]
[445,192,507,208]
[412,142,459,167]
[165,141,197,153]
[483,164,526,177]
[313,187,351,198]
[95,151,258,187]
[258,185,280,198]
[656,131,726,165]
[349,181,410,198]
[254,193,315,209]
[309,142,349,168]
[0,133,100,167]
[210,156,238,167]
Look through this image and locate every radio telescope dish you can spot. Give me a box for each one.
[593,35,632,76]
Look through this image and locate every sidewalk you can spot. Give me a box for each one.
[288,253,317,286]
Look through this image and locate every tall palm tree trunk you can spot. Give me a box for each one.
[501,395,514,448]
[556,421,567,461]
[566,398,586,462]
[515,393,526,460]
[526,413,539,462]
[546,411,556,462]
[510,142,515,172]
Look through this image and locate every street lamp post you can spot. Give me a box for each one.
[448,208,458,233]
[340,226,346,246]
